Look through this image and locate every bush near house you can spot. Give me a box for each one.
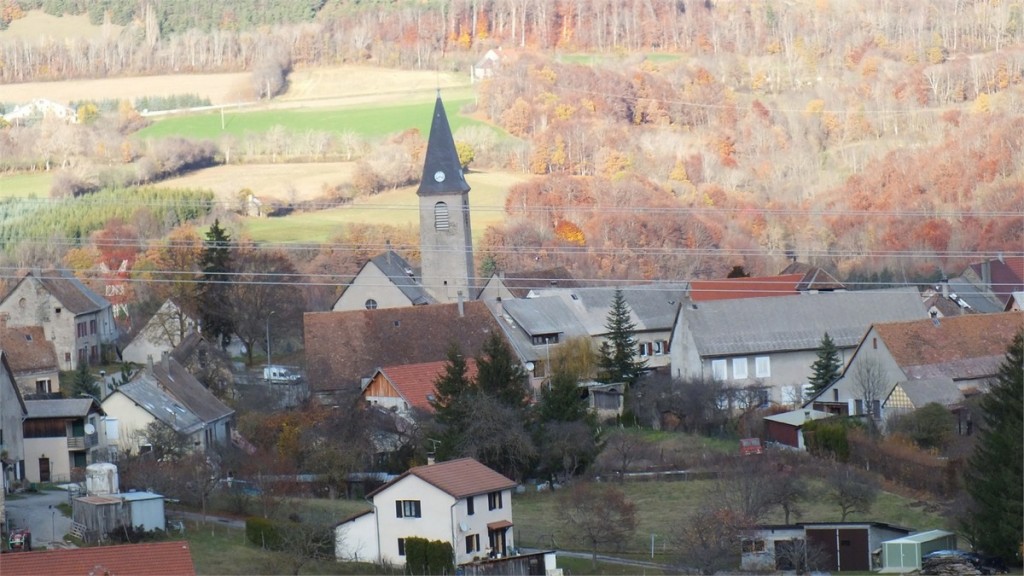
[404,537,454,575]
[245,516,281,549]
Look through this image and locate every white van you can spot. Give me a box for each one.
[263,365,301,384]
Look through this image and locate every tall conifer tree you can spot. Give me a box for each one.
[197,219,234,347]
[808,332,843,396]
[597,289,646,384]
[964,331,1023,564]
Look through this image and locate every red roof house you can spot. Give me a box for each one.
[0,540,196,575]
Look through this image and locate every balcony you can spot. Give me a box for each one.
[67,433,98,451]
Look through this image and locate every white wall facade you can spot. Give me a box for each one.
[334,264,416,312]
[23,436,71,483]
[121,300,196,364]
[335,512,379,563]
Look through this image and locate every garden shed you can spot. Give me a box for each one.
[880,530,957,572]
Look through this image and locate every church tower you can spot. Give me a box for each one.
[418,94,474,303]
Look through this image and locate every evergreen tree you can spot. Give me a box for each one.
[808,332,843,396]
[537,368,590,424]
[430,343,475,462]
[597,289,646,384]
[69,363,101,399]
[964,331,1023,564]
[197,219,235,348]
[475,331,530,409]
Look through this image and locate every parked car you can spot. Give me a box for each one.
[263,365,301,384]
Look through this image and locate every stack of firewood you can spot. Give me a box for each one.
[920,555,983,575]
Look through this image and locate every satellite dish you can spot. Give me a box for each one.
[84,423,96,435]
[525,362,536,372]
[459,522,469,533]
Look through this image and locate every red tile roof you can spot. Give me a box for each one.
[689,273,805,301]
[369,458,516,500]
[0,540,196,575]
[874,312,1024,370]
[377,359,479,412]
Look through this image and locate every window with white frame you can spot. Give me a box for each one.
[755,356,771,378]
[733,357,748,379]
[711,359,727,381]
[654,341,664,355]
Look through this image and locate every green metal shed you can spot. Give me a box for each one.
[881,530,957,573]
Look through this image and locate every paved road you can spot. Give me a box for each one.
[4,488,75,550]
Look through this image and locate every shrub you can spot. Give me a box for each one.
[803,417,863,461]
[246,516,282,549]
[403,537,453,575]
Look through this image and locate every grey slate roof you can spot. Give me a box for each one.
[369,251,434,306]
[682,287,928,357]
[25,398,97,419]
[529,284,688,335]
[116,380,205,435]
[118,355,233,435]
[893,378,964,408]
[502,296,589,338]
[945,277,1003,313]
[416,96,470,197]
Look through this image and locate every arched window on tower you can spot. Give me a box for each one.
[434,201,450,231]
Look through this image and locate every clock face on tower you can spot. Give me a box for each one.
[433,170,446,183]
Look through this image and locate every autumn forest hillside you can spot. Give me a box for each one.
[0,0,1022,286]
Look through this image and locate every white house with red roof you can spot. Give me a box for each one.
[360,359,479,418]
[335,458,529,568]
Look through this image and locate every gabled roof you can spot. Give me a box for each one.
[370,359,479,413]
[369,458,516,500]
[689,273,804,302]
[946,276,1005,313]
[116,355,233,434]
[0,540,196,575]
[0,324,58,374]
[890,378,965,408]
[486,267,580,299]
[305,300,508,394]
[872,312,1023,380]
[367,251,434,306]
[417,95,470,197]
[16,269,111,315]
[779,262,847,292]
[763,408,833,427]
[682,288,928,356]
[968,257,1024,304]
[528,284,687,334]
[502,296,590,338]
[25,398,99,419]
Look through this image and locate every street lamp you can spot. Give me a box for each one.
[265,311,275,368]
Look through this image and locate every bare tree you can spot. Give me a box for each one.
[828,465,879,521]
[774,538,832,574]
[267,511,336,576]
[673,505,744,575]
[853,358,889,416]
[559,482,638,569]
[597,429,654,482]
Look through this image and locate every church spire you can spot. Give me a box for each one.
[417,95,470,197]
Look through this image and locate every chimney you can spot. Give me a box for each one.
[146,355,154,376]
[386,240,392,265]
[161,350,170,374]
[982,260,992,289]
[457,290,465,317]
[427,453,436,466]
[803,410,810,422]
[941,276,949,299]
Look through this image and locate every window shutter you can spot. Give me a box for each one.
[414,501,421,517]
[396,501,403,518]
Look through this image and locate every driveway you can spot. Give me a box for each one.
[4,488,75,550]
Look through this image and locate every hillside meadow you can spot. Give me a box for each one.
[242,169,524,245]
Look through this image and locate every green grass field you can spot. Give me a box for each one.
[0,172,52,199]
[137,94,489,140]
[512,478,950,566]
[242,169,524,244]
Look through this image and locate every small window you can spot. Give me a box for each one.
[89,319,97,334]
[18,297,26,308]
[365,299,378,310]
[654,341,664,355]
[54,307,62,314]
[465,534,480,553]
[467,496,475,516]
[398,538,406,556]
[733,358,748,379]
[711,359,727,381]
[833,389,839,402]
[487,491,503,511]
[434,201,450,231]
[396,500,421,518]
[755,356,770,378]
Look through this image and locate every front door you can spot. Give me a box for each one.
[38,457,50,482]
